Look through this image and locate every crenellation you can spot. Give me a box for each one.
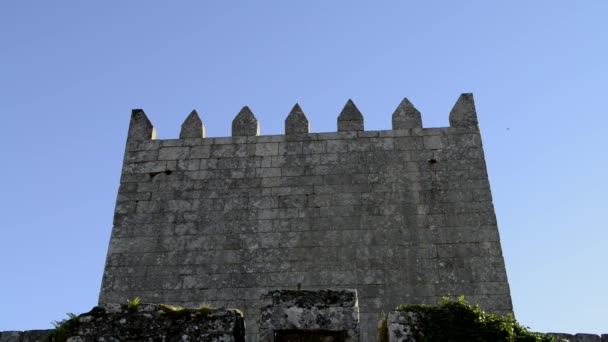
[285,103,310,135]
[393,98,423,129]
[232,106,260,137]
[449,93,479,127]
[338,99,365,132]
[128,109,156,141]
[180,109,206,139]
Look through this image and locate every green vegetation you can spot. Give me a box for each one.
[48,312,80,342]
[126,297,141,312]
[378,312,388,342]
[159,303,217,320]
[388,296,556,342]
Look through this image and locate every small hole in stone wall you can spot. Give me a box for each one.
[429,159,438,164]
[149,170,173,179]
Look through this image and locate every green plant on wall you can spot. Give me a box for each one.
[48,312,80,342]
[126,296,141,311]
[380,296,558,342]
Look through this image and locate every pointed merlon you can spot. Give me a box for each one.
[392,98,422,129]
[449,93,478,127]
[337,99,364,132]
[180,110,206,139]
[232,106,260,136]
[128,109,156,140]
[285,103,310,135]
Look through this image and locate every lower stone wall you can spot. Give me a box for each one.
[387,310,608,342]
[544,333,608,342]
[0,330,50,342]
[0,303,245,342]
[4,300,607,342]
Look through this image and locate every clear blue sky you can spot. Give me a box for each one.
[1,0,606,334]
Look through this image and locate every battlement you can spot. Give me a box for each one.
[126,93,479,143]
[101,93,511,342]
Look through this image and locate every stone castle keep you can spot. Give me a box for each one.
[99,93,512,341]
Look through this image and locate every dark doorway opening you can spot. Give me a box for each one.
[274,329,347,342]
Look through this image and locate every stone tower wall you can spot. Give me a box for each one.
[99,94,512,342]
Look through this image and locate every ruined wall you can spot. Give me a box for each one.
[386,309,608,342]
[99,94,512,342]
[0,304,244,342]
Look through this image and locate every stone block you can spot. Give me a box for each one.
[575,334,602,342]
[259,289,359,342]
[128,109,156,141]
[423,135,444,150]
[180,110,205,139]
[255,143,279,156]
[394,136,423,150]
[0,332,21,342]
[546,333,576,341]
[20,330,51,341]
[285,104,310,135]
[449,93,478,127]
[392,98,422,129]
[125,150,158,162]
[158,146,190,160]
[233,106,260,136]
[338,99,364,132]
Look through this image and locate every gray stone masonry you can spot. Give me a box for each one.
[544,334,608,342]
[392,98,422,130]
[21,304,245,342]
[100,94,513,342]
[259,289,359,342]
[233,106,260,137]
[449,93,478,127]
[128,109,156,140]
[338,99,364,132]
[0,330,50,342]
[180,110,206,139]
[285,104,310,136]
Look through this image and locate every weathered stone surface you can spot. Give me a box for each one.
[41,304,244,342]
[0,330,51,342]
[338,99,364,132]
[285,103,310,135]
[101,96,513,342]
[20,330,50,342]
[180,110,205,139]
[546,333,576,341]
[259,289,359,342]
[575,334,602,342]
[387,311,417,342]
[392,98,422,129]
[0,332,21,342]
[232,106,260,136]
[449,93,478,127]
[128,109,157,140]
